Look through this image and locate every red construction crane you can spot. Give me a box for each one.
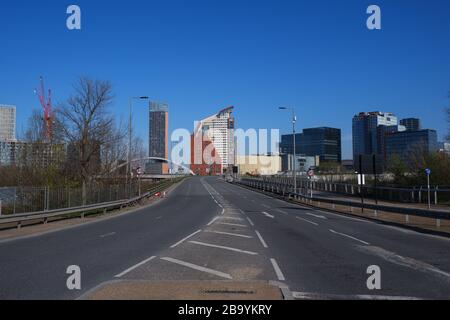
[35,76,53,141]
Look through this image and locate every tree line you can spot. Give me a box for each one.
[0,77,146,201]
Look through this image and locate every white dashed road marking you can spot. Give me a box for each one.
[296,217,319,226]
[262,212,275,219]
[329,229,370,245]
[255,231,268,248]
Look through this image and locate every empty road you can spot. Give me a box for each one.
[1,177,450,300]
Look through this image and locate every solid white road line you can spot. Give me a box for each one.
[207,217,220,226]
[189,241,258,255]
[276,209,287,214]
[262,212,275,219]
[204,230,253,239]
[218,222,248,228]
[255,231,268,248]
[296,217,319,226]
[359,246,450,281]
[270,258,286,281]
[329,229,370,245]
[115,256,156,278]
[292,292,422,300]
[161,257,232,280]
[246,217,255,226]
[170,230,202,248]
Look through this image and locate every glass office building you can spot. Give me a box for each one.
[352,112,398,161]
[280,127,341,163]
[385,129,438,167]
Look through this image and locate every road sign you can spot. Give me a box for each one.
[358,174,366,186]
[425,168,431,176]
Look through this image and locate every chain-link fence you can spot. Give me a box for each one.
[0,183,140,216]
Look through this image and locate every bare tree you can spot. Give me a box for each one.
[447,90,450,142]
[23,109,44,142]
[56,77,122,204]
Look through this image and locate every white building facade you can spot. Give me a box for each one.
[0,105,16,141]
[197,106,235,173]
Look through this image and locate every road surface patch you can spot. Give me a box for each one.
[218,222,248,228]
[81,280,284,300]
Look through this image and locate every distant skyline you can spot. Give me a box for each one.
[1,0,449,159]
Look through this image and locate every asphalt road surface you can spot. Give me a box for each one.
[1,177,449,300]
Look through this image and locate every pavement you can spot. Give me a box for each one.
[1,176,450,300]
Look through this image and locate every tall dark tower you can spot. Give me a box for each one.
[148,102,169,174]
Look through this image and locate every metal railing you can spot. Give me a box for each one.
[245,176,450,207]
[236,177,450,229]
[0,183,144,216]
[0,177,185,230]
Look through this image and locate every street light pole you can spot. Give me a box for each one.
[425,168,432,209]
[292,109,297,195]
[128,96,149,198]
[279,107,297,195]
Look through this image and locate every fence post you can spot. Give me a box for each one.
[44,187,47,211]
[13,187,17,215]
[435,186,438,205]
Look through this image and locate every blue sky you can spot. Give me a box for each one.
[1,0,449,159]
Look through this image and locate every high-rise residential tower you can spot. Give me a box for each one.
[0,105,16,141]
[148,102,169,175]
[191,106,235,175]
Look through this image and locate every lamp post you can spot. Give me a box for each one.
[128,96,149,197]
[425,168,431,209]
[279,107,297,195]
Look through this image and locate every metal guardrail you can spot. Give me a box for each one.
[236,178,450,228]
[0,178,185,230]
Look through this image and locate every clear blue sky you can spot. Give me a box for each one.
[1,0,449,159]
